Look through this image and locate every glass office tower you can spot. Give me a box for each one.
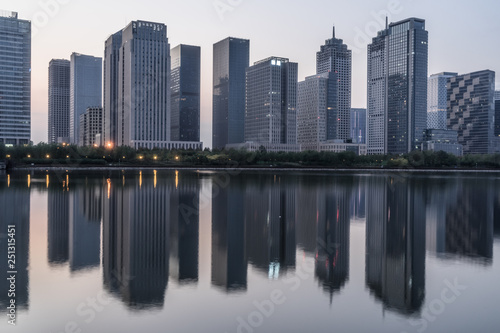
[48,59,70,143]
[0,12,31,145]
[171,44,201,142]
[367,18,428,154]
[212,37,249,149]
[427,72,457,130]
[70,53,102,145]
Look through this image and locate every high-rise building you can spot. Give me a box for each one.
[297,74,329,145]
[495,91,500,138]
[367,18,428,154]
[351,108,366,144]
[48,59,70,144]
[316,27,352,141]
[212,37,249,149]
[0,12,31,146]
[427,72,457,130]
[244,57,298,145]
[447,70,496,154]
[170,44,201,142]
[70,53,102,145]
[103,31,122,147]
[79,107,102,147]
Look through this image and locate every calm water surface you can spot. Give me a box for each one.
[1,170,499,333]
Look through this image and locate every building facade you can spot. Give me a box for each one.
[244,57,298,145]
[79,107,102,147]
[367,18,428,155]
[421,129,463,156]
[495,91,500,138]
[70,53,102,145]
[447,70,495,154]
[0,12,31,146]
[297,74,328,145]
[103,31,122,148]
[170,44,201,142]
[212,37,249,149]
[351,108,366,144]
[48,59,70,143]
[427,72,457,130]
[316,27,352,141]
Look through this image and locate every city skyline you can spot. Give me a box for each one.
[3,0,500,147]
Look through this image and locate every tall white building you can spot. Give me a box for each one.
[297,73,328,145]
[427,72,457,130]
[104,21,201,150]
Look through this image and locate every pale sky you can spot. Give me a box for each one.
[4,0,500,147]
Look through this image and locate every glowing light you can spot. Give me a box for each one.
[175,156,179,161]
[66,155,70,159]
[7,174,10,187]
[139,171,143,188]
[175,170,179,189]
[46,174,49,188]
[27,155,31,158]
[27,174,31,188]
[139,156,144,160]
[154,170,157,188]
[94,144,98,148]
[107,178,111,199]
[46,154,50,159]
[66,174,69,190]
[106,142,113,149]
[6,154,11,158]
[153,155,158,160]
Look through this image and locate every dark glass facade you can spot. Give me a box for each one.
[387,18,428,154]
[170,45,201,142]
[495,99,500,138]
[316,28,352,141]
[447,70,495,154]
[212,37,249,149]
[0,12,31,145]
[48,59,70,143]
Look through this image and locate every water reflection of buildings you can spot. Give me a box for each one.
[169,173,200,284]
[211,177,247,292]
[103,172,171,309]
[48,188,69,264]
[350,176,366,222]
[425,177,494,263]
[315,177,351,300]
[245,176,296,279]
[69,179,102,272]
[0,185,30,309]
[365,176,426,314]
[495,183,500,238]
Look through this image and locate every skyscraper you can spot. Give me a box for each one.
[79,107,102,147]
[367,18,428,154]
[447,70,496,154]
[495,91,500,138]
[48,59,70,143]
[316,27,352,141]
[297,74,329,145]
[212,37,249,149]
[244,57,298,145]
[103,31,122,147]
[0,12,31,146]
[351,108,366,144]
[170,44,201,142]
[70,53,102,145]
[427,72,457,130]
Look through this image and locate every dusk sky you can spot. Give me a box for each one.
[4,0,500,147]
